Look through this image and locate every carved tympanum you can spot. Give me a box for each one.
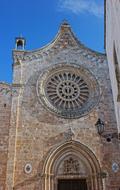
[63,157,80,174]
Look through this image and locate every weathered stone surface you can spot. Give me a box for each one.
[0,83,11,190]
[0,22,120,190]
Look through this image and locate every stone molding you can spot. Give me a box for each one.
[12,23,106,64]
[42,140,103,190]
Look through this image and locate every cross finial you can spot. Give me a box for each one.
[61,19,70,28]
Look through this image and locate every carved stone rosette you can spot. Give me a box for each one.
[37,64,100,118]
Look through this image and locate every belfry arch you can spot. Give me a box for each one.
[42,140,103,190]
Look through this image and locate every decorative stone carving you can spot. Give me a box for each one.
[0,86,11,96]
[46,72,89,109]
[13,49,105,64]
[37,64,100,118]
[63,157,80,174]
[112,162,119,173]
[13,23,105,64]
[64,127,75,141]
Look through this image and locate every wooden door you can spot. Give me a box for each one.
[58,179,87,190]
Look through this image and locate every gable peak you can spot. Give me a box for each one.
[60,20,71,32]
[61,20,71,27]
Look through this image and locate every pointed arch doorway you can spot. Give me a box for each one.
[42,141,103,190]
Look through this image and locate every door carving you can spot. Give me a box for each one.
[42,141,103,190]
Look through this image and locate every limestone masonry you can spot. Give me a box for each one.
[0,22,120,190]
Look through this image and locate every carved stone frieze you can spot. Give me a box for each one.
[0,83,11,96]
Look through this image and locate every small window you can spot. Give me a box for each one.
[4,103,6,108]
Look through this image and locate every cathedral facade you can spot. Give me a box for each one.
[0,22,120,190]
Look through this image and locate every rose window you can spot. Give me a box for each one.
[37,64,100,118]
[46,73,89,110]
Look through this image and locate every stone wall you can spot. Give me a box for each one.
[5,23,120,190]
[0,83,11,190]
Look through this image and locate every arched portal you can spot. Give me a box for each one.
[42,141,103,190]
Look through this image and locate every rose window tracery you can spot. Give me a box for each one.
[46,72,89,110]
[37,64,100,118]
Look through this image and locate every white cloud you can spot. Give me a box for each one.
[58,0,104,18]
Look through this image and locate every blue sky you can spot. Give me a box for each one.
[0,0,104,83]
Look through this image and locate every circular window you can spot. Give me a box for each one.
[24,163,32,174]
[46,73,89,110]
[37,64,100,118]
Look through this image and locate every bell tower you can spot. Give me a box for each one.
[15,36,26,50]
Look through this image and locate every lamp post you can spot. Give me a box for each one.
[95,118,104,135]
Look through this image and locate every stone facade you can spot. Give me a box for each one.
[0,22,120,190]
[105,0,120,132]
[0,83,11,190]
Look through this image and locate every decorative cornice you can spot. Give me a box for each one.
[0,82,11,86]
[0,82,12,96]
[12,83,24,87]
[12,22,106,64]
